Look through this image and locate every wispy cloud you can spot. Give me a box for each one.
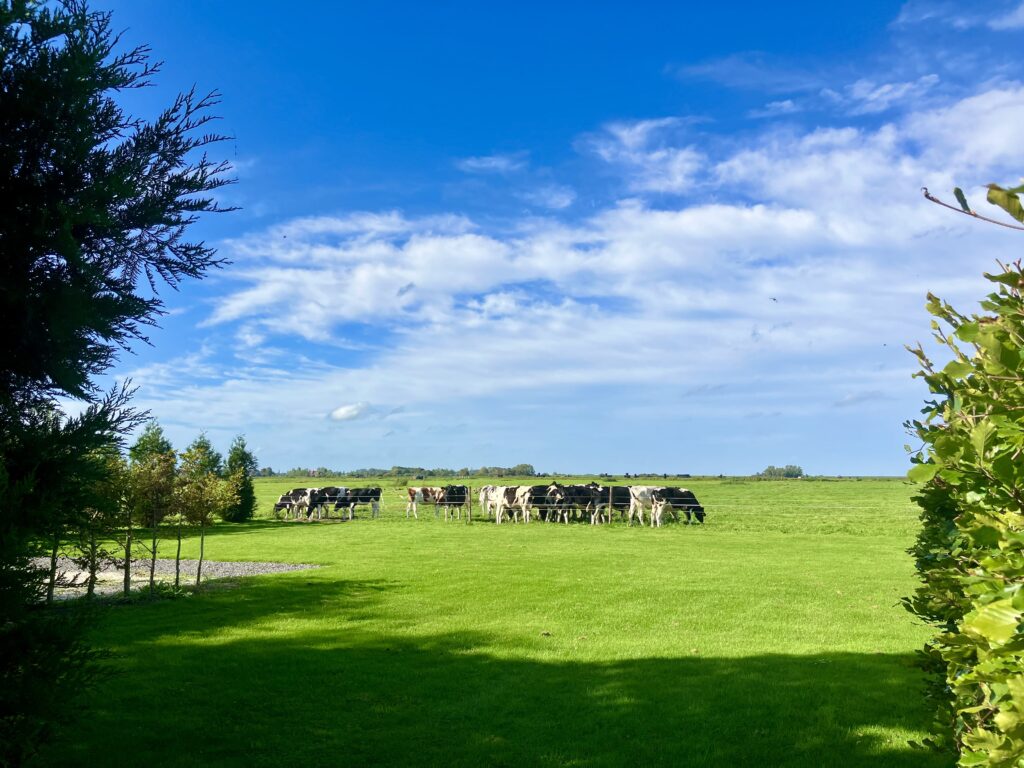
[990,2,1024,29]
[893,1,1024,31]
[455,151,529,174]
[748,99,802,119]
[518,184,576,210]
[672,52,825,93]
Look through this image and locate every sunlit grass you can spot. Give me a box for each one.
[46,477,949,767]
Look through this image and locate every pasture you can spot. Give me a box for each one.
[44,477,948,767]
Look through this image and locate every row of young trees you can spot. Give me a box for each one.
[57,423,258,601]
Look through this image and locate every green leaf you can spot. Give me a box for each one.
[954,187,972,213]
[943,359,974,378]
[963,598,1022,645]
[971,421,997,458]
[956,321,981,342]
[986,184,1024,223]
[907,462,938,483]
[985,271,1024,287]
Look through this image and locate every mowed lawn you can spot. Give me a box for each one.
[46,478,949,767]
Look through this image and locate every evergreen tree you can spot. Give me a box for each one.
[188,432,224,477]
[223,435,257,522]
[0,2,231,760]
[129,421,173,464]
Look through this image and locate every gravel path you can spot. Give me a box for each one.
[31,556,317,598]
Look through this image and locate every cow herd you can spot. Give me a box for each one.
[274,486,382,520]
[475,483,705,527]
[274,483,706,527]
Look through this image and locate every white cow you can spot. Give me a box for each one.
[478,485,498,519]
[627,486,665,526]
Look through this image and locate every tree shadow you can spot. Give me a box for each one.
[49,578,950,768]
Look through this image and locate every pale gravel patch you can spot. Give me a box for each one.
[31,557,318,598]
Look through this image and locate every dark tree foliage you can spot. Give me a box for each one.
[223,435,256,522]
[128,420,173,464]
[0,1,231,762]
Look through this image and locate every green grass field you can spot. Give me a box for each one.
[44,477,949,767]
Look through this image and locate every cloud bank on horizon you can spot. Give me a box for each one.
[110,1,1024,475]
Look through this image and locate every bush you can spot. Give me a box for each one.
[756,465,804,479]
[905,263,1024,766]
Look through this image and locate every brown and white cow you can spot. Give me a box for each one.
[405,486,444,519]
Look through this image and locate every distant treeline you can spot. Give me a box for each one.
[259,464,539,479]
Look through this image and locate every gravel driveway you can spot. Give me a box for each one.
[31,556,317,598]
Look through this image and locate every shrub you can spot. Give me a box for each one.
[905,262,1024,766]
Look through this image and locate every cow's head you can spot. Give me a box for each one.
[545,484,566,506]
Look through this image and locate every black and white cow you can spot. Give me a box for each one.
[494,486,521,524]
[594,486,632,524]
[335,487,382,519]
[650,487,706,527]
[561,484,601,523]
[441,484,469,521]
[274,488,307,518]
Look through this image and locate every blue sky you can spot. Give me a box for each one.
[92,1,1024,474]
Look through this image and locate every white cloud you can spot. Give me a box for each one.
[590,118,705,193]
[455,152,528,174]
[118,82,1024,472]
[990,2,1024,29]
[329,402,370,421]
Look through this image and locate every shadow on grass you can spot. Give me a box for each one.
[44,576,950,768]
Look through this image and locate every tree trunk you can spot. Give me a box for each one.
[86,529,98,598]
[149,512,158,593]
[46,529,59,605]
[123,507,133,595]
[174,514,183,588]
[195,515,206,587]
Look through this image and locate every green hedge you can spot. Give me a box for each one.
[905,263,1024,766]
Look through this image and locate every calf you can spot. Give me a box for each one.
[651,488,706,527]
